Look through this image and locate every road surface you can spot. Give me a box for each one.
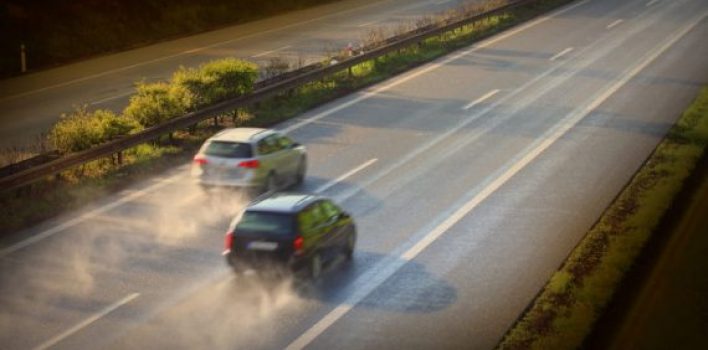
[0,0,706,349]
[0,0,478,149]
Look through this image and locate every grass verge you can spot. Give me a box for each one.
[0,0,574,235]
[497,87,708,349]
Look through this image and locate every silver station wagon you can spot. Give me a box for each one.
[191,128,307,192]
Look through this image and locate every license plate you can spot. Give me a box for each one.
[248,241,278,251]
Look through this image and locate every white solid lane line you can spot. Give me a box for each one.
[251,45,293,58]
[281,0,590,134]
[0,0,390,102]
[606,19,623,29]
[89,91,134,105]
[646,0,660,7]
[462,89,500,110]
[0,173,187,258]
[285,10,708,350]
[357,20,379,27]
[33,293,140,350]
[550,47,574,61]
[314,158,378,193]
[1,0,590,257]
[0,155,373,257]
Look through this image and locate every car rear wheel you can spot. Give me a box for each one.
[309,253,322,280]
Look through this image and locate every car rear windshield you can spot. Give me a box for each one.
[204,141,253,158]
[236,211,294,235]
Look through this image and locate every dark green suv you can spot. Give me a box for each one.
[223,193,356,279]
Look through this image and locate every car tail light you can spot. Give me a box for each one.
[237,159,260,168]
[223,232,234,255]
[193,156,208,166]
[293,235,304,255]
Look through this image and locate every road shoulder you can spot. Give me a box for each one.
[586,153,708,349]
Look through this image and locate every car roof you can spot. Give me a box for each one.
[210,128,272,143]
[245,193,322,214]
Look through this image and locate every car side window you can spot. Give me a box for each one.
[277,135,294,149]
[256,135,282,155]
[298,206,316,234]
[298,203,329,234]
[310,203,327,227]
[320,200,341,221]
[256,138,271,155]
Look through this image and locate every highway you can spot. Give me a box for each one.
[1,0,707,349]
[0,0,477,149]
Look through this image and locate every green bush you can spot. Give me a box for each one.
[96,109,142,140]
[123,82,190,128]
[51,107,140,153]
[171,58,258,109]
[51,107,102,153]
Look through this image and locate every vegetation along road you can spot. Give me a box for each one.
[0,0,481,150]
[0,0,706,349]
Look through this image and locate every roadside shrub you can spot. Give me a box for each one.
[51,107,139,153]
[123,82,189,128]
[171,58,258,109]
[96,109,142,140]
[51,106,101,153]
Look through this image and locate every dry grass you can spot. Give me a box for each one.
[498,87,708,349]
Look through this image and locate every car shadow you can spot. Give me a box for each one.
[294,250,458,314]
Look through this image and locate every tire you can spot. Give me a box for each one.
[309,252,322,280]
[295,158,306,186]
[344,232,355,261]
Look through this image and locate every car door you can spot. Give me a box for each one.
[320,199,349,249]
[314,201,346,261]
[298,204,324,256]
[256,134,287,179]
[277,133,301,177]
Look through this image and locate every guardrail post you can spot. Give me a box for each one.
[20,43,27,73]
[0,0,534,193]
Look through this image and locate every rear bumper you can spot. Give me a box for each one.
[225,252,306,273]
[191,166,263,188]
[197,178,260,188]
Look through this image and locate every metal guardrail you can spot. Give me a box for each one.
[0,0,536,192]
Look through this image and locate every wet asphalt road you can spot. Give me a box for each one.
[1,0,707,349]
[0,0,478,149]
